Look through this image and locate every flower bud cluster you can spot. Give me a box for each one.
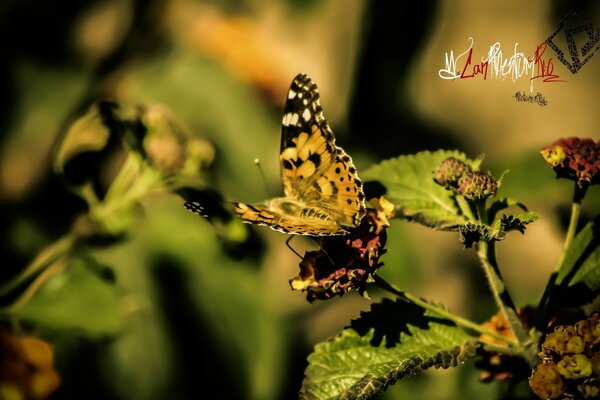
[529,313,599,399]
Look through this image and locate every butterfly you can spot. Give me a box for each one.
[186,73,366,236]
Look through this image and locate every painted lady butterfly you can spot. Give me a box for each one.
[186,73,365,236]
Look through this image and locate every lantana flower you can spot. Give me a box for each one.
[289,197,392,302]
[476,308,533,383]
[540,137,599,189]
[0,328,60,400]
[529,312,599,399]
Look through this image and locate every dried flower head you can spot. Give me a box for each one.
[290,206,389,302]
[540,137,600,189]
[542,325,586,355]
[458,171,498,201]
[434,157,472,189]
[529,363,566,399]
[530,312,599,399]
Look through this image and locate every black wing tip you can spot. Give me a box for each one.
[293,72,310,82]
[184,201,207,217]
[290,73,318,92]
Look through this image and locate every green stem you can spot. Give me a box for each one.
[373,275,519,347]
[0,234,76,297]
[479,341,524,357]
[476,240,526,342]
[456,194,476,221]
[475,199,488,225]
[3,255,68,312]
[535,193,582,329]
[473,200,535,365]
[92,155,162,222]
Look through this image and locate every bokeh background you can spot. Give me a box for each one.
[0,0,599,399]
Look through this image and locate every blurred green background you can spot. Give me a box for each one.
[0,0,599,399]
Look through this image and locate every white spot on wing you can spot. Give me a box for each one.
[282,112,299,126]
[302,108,311,121]
[288,90,297,99]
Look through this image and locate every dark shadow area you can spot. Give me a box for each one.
[350,298,454,348]
[50,336,121,400]
[150,254,245,400]
[348,1,462,159]
[363,180,388,200]
[548,216,599,311]
[0,174,87,284]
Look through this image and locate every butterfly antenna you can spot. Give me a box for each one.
[287,236,337,267]
[310,237,336,266]
[285,236,303,259]
[254,158,272,197]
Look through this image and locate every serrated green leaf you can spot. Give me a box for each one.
[487,197,528,223]
[459,222,490,248]
[300,299,478,400]
[362,151,480,229]
[491,212,539,240]
[12,257,123,334]
[550,218,600,307]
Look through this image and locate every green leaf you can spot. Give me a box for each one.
[362,151,480,228]
[12,257,123,334]
[550,218,600,307]
[491,212,539,240]
[300,299,478,400]
[487,197,528,223]
[459,222,490,248]
[53,102,112,176]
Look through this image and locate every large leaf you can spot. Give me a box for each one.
[12,257,123,334]
[300,298,478,400]
[550,217,600,307]
[362,151,480,228]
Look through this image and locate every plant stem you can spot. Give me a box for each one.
[476,240,527,344]
[456,195,476,221]
[473,200,535,364]
[373,275,519,347]
[535,192,582,329]
[474,199,488,225]
[0,234,76,297]
[5,255,68,311]
[480,341,523,357]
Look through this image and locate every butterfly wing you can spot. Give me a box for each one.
[279,73,365,228]
[233,202,344,236]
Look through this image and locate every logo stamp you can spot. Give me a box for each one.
[514,91,548,107]
[545,9,600,74]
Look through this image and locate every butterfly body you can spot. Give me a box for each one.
[187,73,365,236]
